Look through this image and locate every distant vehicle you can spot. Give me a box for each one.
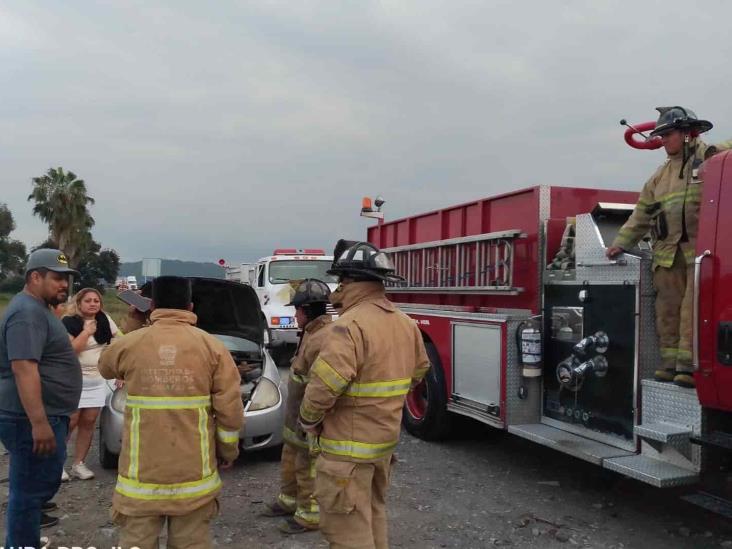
[126,276,138,290]
[99,277,285,468]
[115,277,128,290]
[249,249,337,347]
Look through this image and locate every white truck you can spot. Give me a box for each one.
[228,249,338,346]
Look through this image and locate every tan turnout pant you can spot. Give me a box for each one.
[315,455,392,549]
[112,499,218,549]
[278,439,319,527]
[654,248,694,373]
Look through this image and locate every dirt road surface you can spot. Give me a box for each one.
[2,420,732,549]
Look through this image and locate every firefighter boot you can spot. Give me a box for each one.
[654,368,676,382]
[673,372,695,388]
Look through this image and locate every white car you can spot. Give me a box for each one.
[99,278,286,468]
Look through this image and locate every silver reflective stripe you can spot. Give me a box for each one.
[199,408,211,478]
[116,472,221,500]
[128,407,141,480]
[216,427,239,444]
[319,437,398,459]
[126,395,211,409]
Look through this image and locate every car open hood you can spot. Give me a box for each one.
[189,277,264,345]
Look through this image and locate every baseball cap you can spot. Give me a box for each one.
[25,248,81,277]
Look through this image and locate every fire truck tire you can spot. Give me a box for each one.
[403,342,451,440]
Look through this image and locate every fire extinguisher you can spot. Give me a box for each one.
[517,316,542,378]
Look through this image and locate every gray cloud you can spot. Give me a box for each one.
[1,1,731,263]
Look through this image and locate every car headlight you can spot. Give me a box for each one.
[248,378,280,411]
[111,387,128,413]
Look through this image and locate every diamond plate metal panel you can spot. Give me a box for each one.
[509,423,633,465]
[641,379,702,468]
[539,186,551,221]
[575,214,643,283]
[505,319,542,426]
[603,454,698,487]
[635,422,691,444]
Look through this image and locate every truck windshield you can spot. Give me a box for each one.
[268,260,337,284]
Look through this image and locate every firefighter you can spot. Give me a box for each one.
[299,241,430,549]
[263,278,333,534]
[98,276,244,549]
[607,106,732,388]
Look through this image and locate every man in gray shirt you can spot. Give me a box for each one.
[0,248,82,549]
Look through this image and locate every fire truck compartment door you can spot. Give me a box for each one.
[451,323,502,411]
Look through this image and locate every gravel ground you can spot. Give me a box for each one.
[2,419,732,549]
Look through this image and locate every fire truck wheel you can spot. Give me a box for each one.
[403,342,451,440]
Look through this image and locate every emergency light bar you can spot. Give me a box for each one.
[272,249,325,256]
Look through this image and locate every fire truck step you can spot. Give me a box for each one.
[603,455,698,488]
[634,422,692,445]
[689,431,732,452]
[508,424,633,466]
[680,492,732,519]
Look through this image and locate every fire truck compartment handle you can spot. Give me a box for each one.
[693,250,712,369]
[575,259,628,267]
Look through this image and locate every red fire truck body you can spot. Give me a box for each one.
[366,151,732,497]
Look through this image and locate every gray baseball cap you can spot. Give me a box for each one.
[25,248,80,277]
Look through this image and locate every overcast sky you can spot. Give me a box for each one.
[2,1,731,264]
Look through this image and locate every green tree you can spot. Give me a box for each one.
[75,240,120,292]
[28,167,95,267]
[0,204,27,292]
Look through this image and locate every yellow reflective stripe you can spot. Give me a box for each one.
[344,378,411,398]
[300,402,324,424]
[116,471,221,501]
[216,427,239,444]
[311,357,349,394]
[678,349,692,360]
[128,407,141,481]
[290,372,307,385]
[660,347,678,359]
[198,408,211,478]
[295,508,319,525]
[277,493,296,509]
[126,394,211,409]
[282,425,308,449]
[319,437,398,460]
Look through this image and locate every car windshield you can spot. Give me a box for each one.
[268,260,337,284]
[213,334,260,353]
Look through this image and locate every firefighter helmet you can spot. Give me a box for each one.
[327,241,404,283]
[286,278,331,307]
[649,106,713,137]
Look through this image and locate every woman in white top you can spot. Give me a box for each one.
[62,288,119,480]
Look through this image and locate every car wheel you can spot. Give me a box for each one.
[403,342,452,440]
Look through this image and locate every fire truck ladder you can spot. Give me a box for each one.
[383,229,525,294]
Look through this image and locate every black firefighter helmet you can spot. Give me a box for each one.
[650,106,713,138]
[286,278,332,307]
[327,241,404,283]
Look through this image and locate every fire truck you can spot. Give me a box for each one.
[365,134,732,506]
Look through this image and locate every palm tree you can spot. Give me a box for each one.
[28,167,95,267]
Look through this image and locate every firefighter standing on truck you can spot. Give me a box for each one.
[263,278,333,534]
[98,276,244,549]
[299,241,430,549]
[607,106,732,388]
